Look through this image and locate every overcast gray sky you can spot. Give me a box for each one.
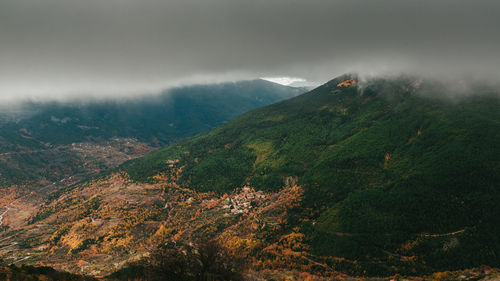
[1,0,499,100]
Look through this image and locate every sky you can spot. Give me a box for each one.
[0,0,499,100]
[261,77,307,86]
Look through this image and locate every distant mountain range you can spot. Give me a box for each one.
[0,79,305,146]
[0,79,305,186]
[4,74,498,278]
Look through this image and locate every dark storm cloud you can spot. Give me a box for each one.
[0,0,499,99]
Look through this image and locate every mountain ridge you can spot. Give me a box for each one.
[1,74,499,277]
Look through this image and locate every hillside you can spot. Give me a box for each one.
[3,75,499,277]
[0,80,304,187]
[121,75,500,272]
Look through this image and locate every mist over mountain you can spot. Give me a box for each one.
[1,0,499,99]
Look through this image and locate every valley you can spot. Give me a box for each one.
[0,75,498,280]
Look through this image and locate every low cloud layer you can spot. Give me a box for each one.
[0,0,499,100]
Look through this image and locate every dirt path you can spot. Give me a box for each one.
[0,206,9,227]
[419,229,466,238]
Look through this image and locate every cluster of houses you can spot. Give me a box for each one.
[222,186,266,215]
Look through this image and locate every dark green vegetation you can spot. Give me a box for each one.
[0,80,304,186]
[123,75,500,274]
